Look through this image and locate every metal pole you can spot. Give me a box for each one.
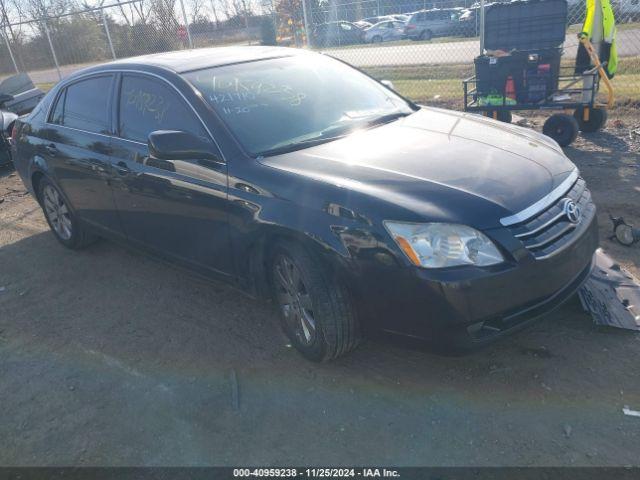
[244,11,250,45]
[2,28,18,73]
[209,0,219,27]
[301,0,310,47]
[101,10,116,59]
[178,0,193,49]
[43,20,61,80]
[479,0,485,54]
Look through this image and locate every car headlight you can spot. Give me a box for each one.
[384,221,504,268]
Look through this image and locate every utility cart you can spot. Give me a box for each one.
[462,0,614,147]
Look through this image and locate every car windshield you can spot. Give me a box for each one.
[183,55,414,156]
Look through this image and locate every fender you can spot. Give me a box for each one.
[23,154,52,198]
[229,181,389,299]
[0,110,18,132]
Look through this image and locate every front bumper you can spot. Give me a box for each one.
[352,210,599,345]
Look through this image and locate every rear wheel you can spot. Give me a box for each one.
[573,107,607,132]
[542,114,579,147]
[270,241,360,362]
[38,177,96,249]
[419,29,432,41]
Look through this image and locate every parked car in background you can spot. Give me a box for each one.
[458,8,479,37]
[311,21,364,47]
[405,8,465,40]
[0,73,44,167]
[611,0,640,21]
[353,20,373,29]
[12,46,598,362]
[362,20,406,43]
[390,14,410,22]
[362,15,395,24]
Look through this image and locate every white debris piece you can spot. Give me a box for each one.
[622,406,640,418]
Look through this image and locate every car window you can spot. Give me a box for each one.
[184,55,413,156]
[49,76,112,134]
[49,89,66,125]
[118,74,208,144]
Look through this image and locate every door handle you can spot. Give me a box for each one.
[45,143,57,156]
[114,161,131,175]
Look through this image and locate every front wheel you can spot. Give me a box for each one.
[38,177,97,249]
[270,241,361,362]
[371,35,383,43]
[542,114,579,147]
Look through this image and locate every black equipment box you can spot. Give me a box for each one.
[484,0,568,51]
[474,48,562,103]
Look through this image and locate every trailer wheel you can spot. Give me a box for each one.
[484,110,512,123]
[573,107,607,133]
[543,114,579,147]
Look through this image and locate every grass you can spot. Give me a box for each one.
[362,56,640,108]
[35,82,55,93]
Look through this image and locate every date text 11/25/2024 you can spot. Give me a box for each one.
[233,468,400,478]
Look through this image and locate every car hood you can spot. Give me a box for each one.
[259,107,577,228]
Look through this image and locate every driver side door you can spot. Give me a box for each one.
[108,73,233,278]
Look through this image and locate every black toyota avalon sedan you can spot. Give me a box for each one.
[12,46,598,361]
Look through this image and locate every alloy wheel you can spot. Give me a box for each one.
[274,254,317,345]
[43,184,73,240]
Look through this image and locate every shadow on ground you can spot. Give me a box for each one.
[1,229,639,466]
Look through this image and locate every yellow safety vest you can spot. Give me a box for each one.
[581,0,618,77]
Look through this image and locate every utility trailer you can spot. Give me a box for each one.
[462,0,614,146]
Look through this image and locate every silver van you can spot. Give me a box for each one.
[404,8,465,40]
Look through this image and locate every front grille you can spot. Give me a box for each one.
[508,177,595,259]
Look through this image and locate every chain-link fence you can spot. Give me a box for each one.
[1,0,639,109]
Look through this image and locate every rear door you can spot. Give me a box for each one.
[44,74,122,234]
[378,22,393,41]
[389,21,405,40]
[109,73,233,276]
[339,22,359,44]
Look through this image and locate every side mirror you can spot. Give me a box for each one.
[380,79,395,90]
[148,130,220,162]
[0,93,14,107]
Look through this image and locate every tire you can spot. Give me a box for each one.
[484,110,512,123]
[270,240,361,362]
[542,114,579,147]
[38,177,97,249]
[371,35,383,43]
[573,107,607,133]
[419,29,432,41]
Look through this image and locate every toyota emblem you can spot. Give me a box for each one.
[562,198,581,224]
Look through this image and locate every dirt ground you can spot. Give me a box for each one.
[0,113,639,466]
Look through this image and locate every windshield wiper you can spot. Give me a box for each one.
[256,112,411,158]
[363,111,411,127]
[256,124,357,157]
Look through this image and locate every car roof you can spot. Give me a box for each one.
[82,46,306,75]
